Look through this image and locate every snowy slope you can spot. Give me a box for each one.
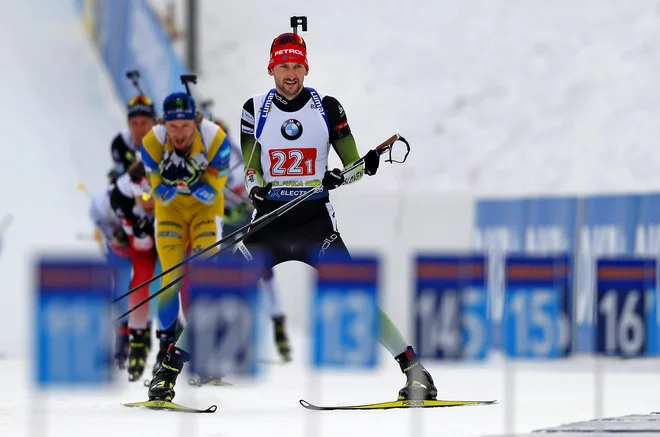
[3,338,660,437]
[151,0,660,195]
[0,0,127,357]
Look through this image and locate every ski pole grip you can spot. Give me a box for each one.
[374,134,401,157]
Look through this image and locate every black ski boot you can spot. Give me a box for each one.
[272,315,292,362]
[113,321,130,370]
[127,328,150,382]
[152,329,177,377]
[395,346,437,400]
[145,320,153,353]
[147,344,189,401]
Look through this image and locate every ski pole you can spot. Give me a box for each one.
[0,214,13,235]
[113,134,406,304]
[116,184,322,321]
[112,180,317,303]
[77,182,93,200]
[113,134,410,314]
[126,70,146,95]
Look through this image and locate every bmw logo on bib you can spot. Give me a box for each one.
[281,119,303,141]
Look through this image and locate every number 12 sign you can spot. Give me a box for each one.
[187,256,263,379]
[596,258,657,357]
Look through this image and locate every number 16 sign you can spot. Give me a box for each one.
[596,258,657,357]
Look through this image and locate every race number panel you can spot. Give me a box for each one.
[595,258,657,357]
[312,254,379,369]
[414,255,489,361]
[187,256,263,378]
[269,148,317,177]
[36,259,114,387]
[503,255,571,358]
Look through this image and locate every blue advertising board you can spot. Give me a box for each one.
[575,195,640,352]
[473,197,577,349]
[472,199,526,349]
[635,194,660,256]
[80,0,189,112]
[595,258,657,357]
[36,259,114,387]
[311,254,380,369]
[187,256,263,379]
[414,255,488,360]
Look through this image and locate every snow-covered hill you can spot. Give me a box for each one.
[150,0,660,195]
[0,0,127,356]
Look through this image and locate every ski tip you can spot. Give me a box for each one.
[258,358,290,366]
[299,399,323,410]
[208,405,218,413]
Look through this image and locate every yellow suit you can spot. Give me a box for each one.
[140,119,231,332]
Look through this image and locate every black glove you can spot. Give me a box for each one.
[322,168,344,190]
[363,149,380,176]
[249,183,272,213]
[132,216,154,239]
[159,158,179,185]
[112,225,129,247]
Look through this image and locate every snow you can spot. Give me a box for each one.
[3,328,660,437]
[2,1,660,436]
[151,0,660,196]
[0,0,125,357]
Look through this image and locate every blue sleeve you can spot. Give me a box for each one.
[208,136,231,177]
[141,143,160,173]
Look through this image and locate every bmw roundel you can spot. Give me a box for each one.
[281,119,303,140]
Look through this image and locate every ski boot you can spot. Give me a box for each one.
[145,320,153,353]
[151,329,177,377]
[113,321,130,370]
[395,346,437,400]
[147,344,189,401]
[127,328,150,382]
[273,315,292,362]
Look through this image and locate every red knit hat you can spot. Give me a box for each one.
[268,33,308,71]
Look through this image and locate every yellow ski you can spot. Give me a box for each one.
[299,399,496,411]
[122,400,217,413]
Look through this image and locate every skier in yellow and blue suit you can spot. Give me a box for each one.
[140,92,230,373]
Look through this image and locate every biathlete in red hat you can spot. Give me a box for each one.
[142,30,438,403]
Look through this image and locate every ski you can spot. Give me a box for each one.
[258,358,289,366]
[123,400,217,413]
[299,398,496,411]
[188,377,233,387]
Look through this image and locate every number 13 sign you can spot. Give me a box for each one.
[311,254,380,369]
